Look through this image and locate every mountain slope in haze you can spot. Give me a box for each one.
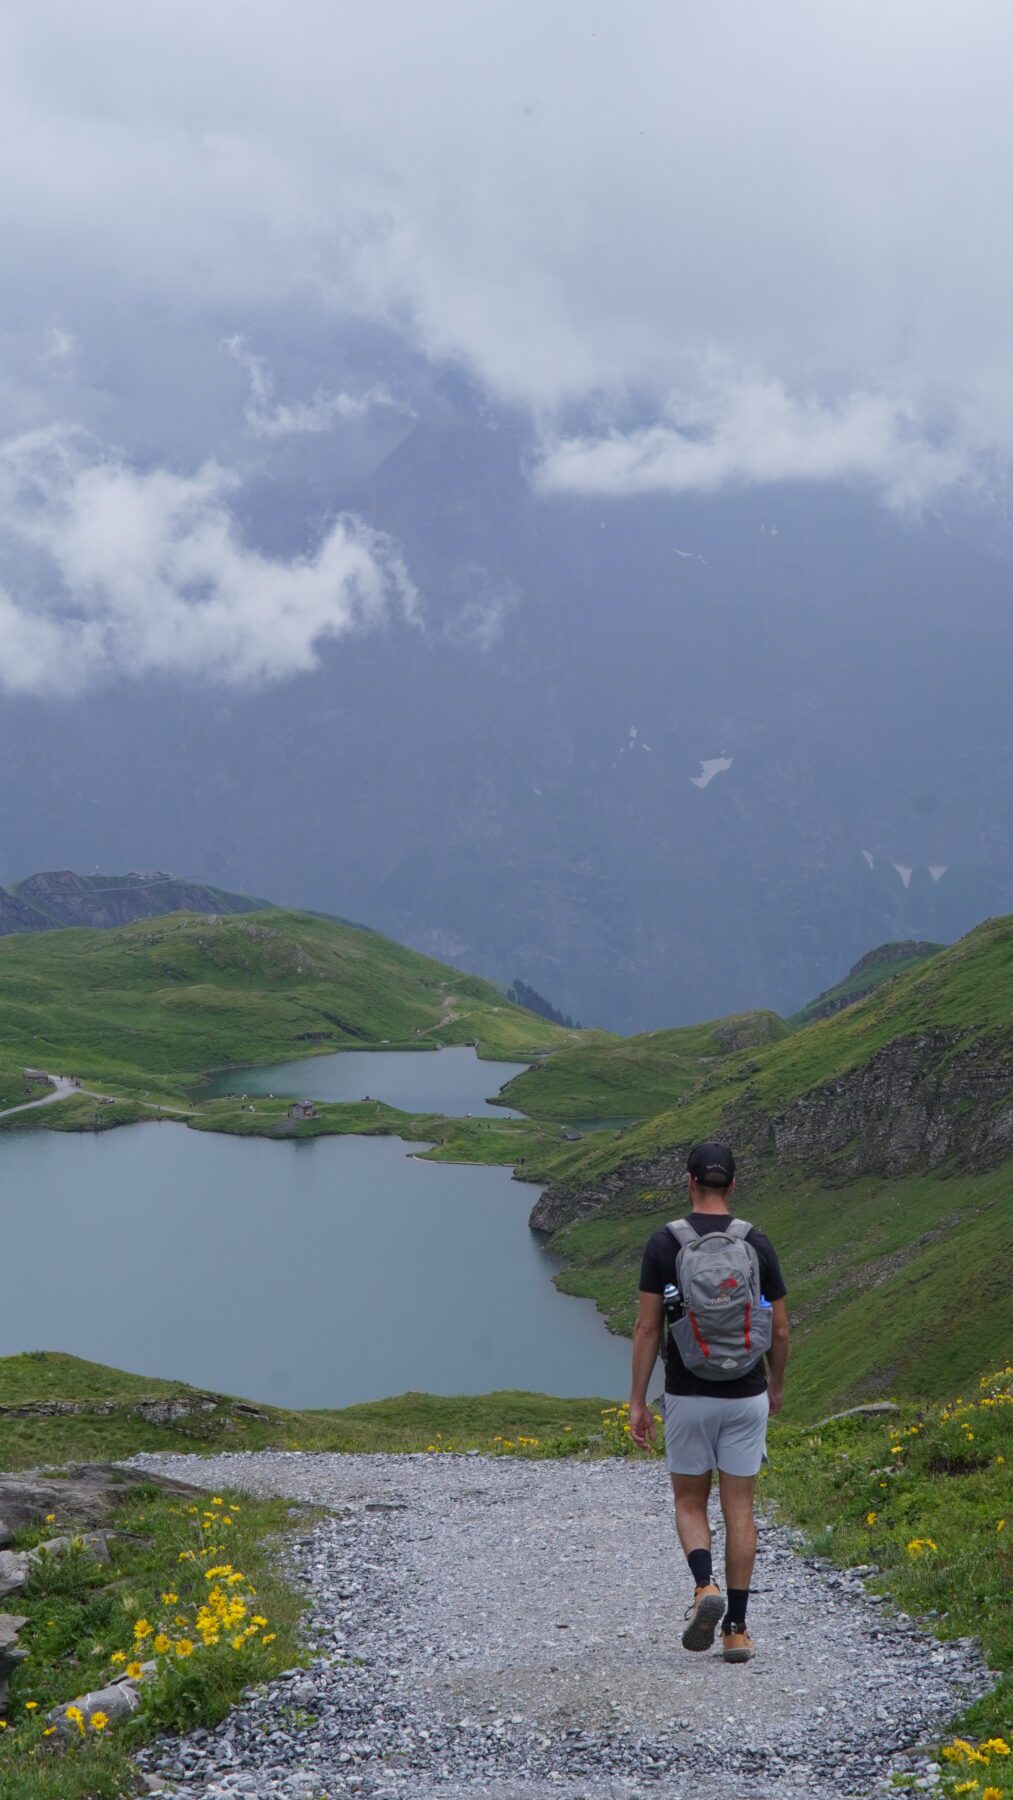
[0,869,268,935]
[528,914,1013,1412]
[3,379,1013,1031]
[0,908,574,1094]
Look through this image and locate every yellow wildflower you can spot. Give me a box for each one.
[126,1662,144,1680]
[64,1705,84,1735]
[91,1711,108,1732]
[110,1651,126,1665]
[865,1512,876,1525]
[252,1615,268,1628]
[45,1513,55,1523]
[981,1740,1010,1756]
[983,1789,1001,1800]
[262,1632,276,1644]
[161,1592,178,1604]
[133,1618,152,1640]
[905,1537,938,1556]
[43,1726,56,1736]
[997,1520,1005,1533]
[175,1638,195,1658]
[154,1633,172,1654]
[212,1496,224,1505]
[951,1784,977,1796]
[24,1701,38,1711]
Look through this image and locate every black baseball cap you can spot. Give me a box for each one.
[686,1140,736,1188]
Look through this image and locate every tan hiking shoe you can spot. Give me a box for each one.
[681,1584,724,1651]
[721,1626,755,1662]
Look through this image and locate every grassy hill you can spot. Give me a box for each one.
[789,938,944,1027]
[1,906,1009,1423]
[0,867,270,935]
[0,908,575,1098]
[496,1009,787,1122]
[532,916,1013,1414]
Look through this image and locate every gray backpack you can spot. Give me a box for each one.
[666,1217,772,1381]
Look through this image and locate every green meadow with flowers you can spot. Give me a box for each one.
[0,1477,310,1800]
[0,1353,1008,1796]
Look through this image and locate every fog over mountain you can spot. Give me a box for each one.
[2,4,1012,1027]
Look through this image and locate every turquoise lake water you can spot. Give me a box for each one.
[199,1045,525,1117]
[0,1119,630,1408]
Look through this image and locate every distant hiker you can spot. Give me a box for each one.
[629,1140,789,1663]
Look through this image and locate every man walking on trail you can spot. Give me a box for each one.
[629,1140,790,1663]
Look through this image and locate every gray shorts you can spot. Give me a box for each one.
[664,1389,769,1476]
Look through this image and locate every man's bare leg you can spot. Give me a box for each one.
[672,1472,725,1650]
[717,1471,757,1589]
[671,1470,713,1560]
[717,1470,758,1660]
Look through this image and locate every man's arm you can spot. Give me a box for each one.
[630,1290,665,1448]
[766,1297,790,1414]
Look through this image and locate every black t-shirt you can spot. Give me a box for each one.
[639,1213,787,1399]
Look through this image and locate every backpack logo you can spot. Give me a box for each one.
[719,1276,739,1292]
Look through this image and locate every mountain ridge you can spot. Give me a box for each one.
[0,869,269,936]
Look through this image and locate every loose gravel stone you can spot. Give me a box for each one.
[126,1453,994,1800]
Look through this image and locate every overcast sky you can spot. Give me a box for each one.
[2,1,1012,690]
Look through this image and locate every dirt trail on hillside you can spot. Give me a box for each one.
[129,1452,991,1800]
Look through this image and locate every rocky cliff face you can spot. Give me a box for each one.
[531,1029,1013,1234]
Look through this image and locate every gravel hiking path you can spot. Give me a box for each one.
[127,1452,992,1800]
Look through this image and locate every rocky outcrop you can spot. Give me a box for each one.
[739,1031,1013,1179]
[531,1030,1013,1235]
[528,1142,692,1233]
[0,1393,268,1426]
[0,1464,203,1546]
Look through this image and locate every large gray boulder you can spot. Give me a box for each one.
[0,1551,30,1600]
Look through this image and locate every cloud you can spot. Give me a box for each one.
[0,427,418,694]
[4,3,1013,512]
[42,327,77,365]
[442,567,520,652]
[221,335,406,438]
[535,377,966,507]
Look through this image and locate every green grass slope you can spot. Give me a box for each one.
[552,1163,1012,1413]
[0,1352,612,1471]
[496,1009,787,1122]
[530,917,1013,1417]
[790,939,944,1027]
[0,909,574,1097]
[548,913,1013,1186]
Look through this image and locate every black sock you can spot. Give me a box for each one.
[723,1588,749,1631]
[687,1547,713,1588]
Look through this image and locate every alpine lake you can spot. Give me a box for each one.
[0,1048,630,1407]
